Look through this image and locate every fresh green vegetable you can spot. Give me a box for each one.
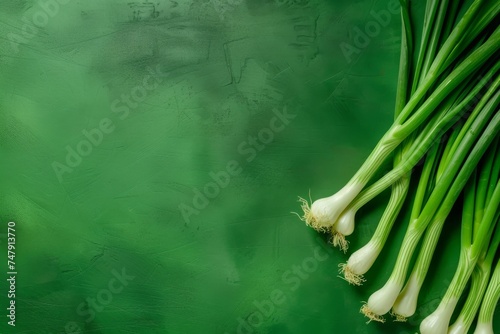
[296,0,500,331]
[474,253,500,334]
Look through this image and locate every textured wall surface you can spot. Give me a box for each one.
[1,1,489,333]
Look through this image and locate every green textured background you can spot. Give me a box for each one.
[0,0,497,333]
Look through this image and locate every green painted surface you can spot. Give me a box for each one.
[0,0,497,333]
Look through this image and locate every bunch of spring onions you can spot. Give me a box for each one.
[297,0,500,332]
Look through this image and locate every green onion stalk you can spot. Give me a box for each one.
[335,64,498,266]
[389,122,460,322]
[393,137,499,329]
[339,0,439,278]
[294,0,500,330]
[419,179,499,334]
[390,83,500,321]
[337,0,497,284]
[298,0,500,247]
[360,87,500,322]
